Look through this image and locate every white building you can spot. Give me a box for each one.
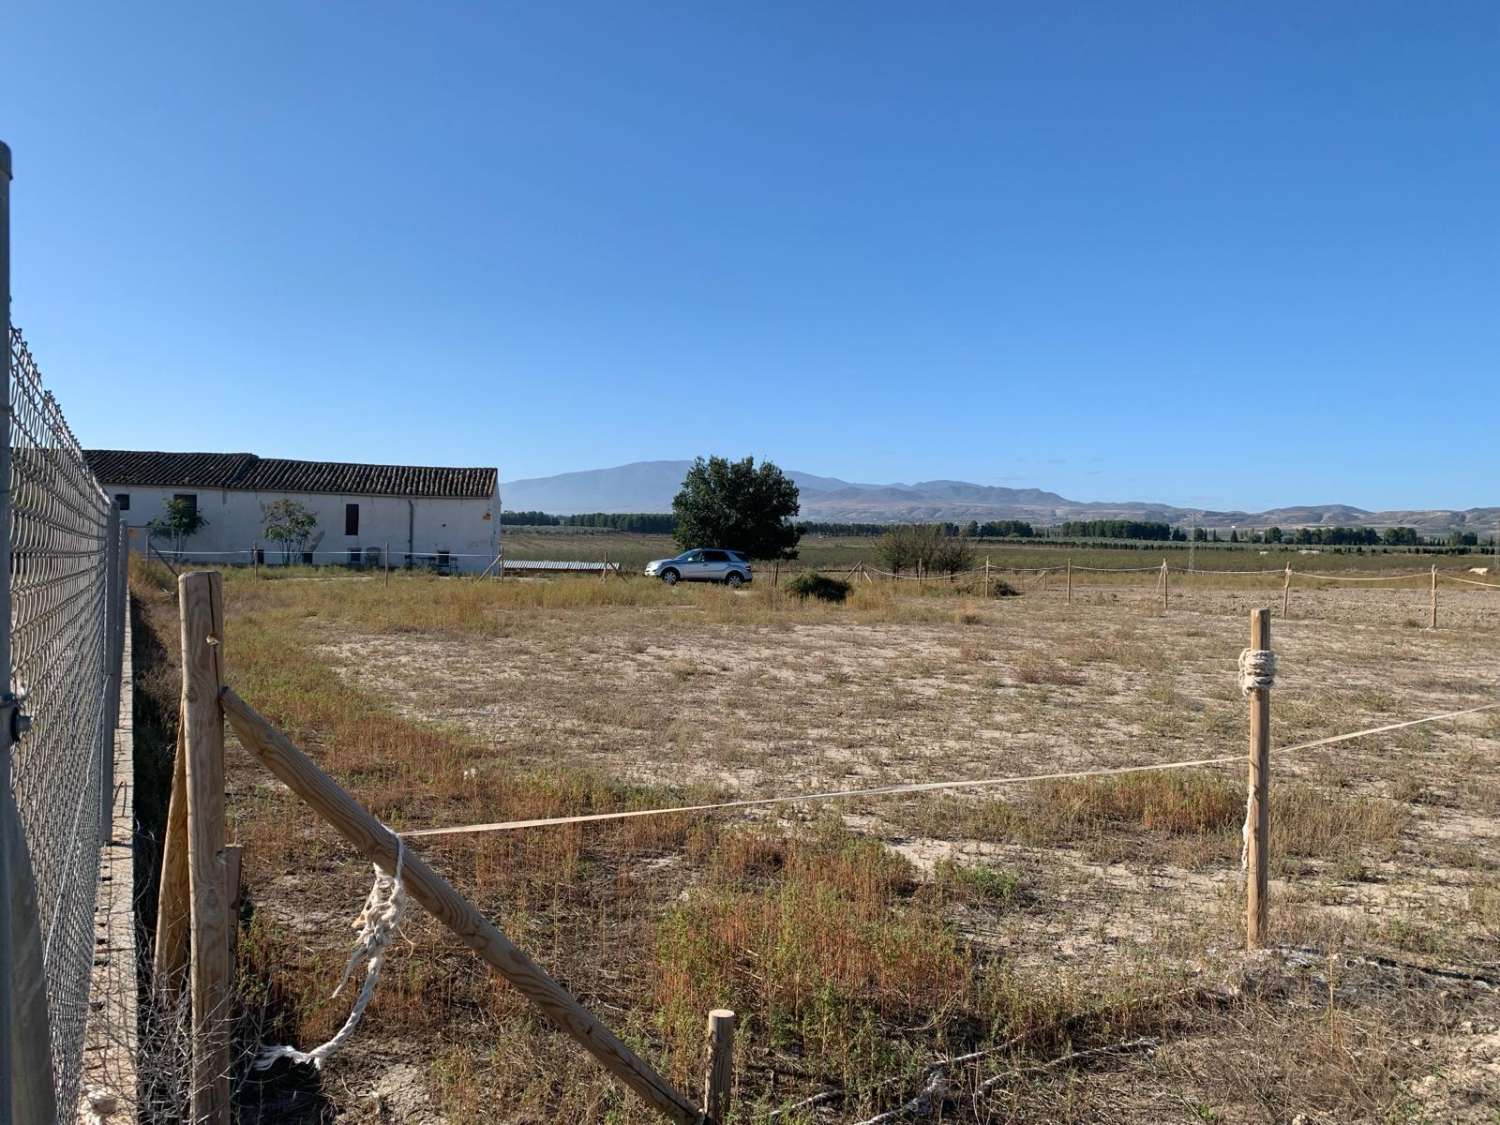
[86,450,501,572]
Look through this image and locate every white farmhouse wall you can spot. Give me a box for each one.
[108,484,501,571]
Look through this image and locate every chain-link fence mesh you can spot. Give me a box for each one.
[6,324,121,1116]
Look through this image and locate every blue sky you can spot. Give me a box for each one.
[4,2,1496,511]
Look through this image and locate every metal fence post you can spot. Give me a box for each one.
[1,136,60,1125]
[101,505,121,833]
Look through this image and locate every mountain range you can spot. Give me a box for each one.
[503,460,1497,535]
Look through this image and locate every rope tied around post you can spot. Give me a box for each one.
[1236,646,1275,870]
[1237,648,1276,696]
[255,830,408,1070]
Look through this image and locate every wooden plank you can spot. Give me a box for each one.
[219,687,704,1125]
[179,572,231,1125]
[152,721,189,999]
[1246,608,1272,949]
[703,1010,735,1125]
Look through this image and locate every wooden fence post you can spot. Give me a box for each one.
[385,540,391,586]
[179,571,231,1125]
[1066,557,1072,605]
[983,557,990,599]
[153,724,190,1000]
[1246,607,1272,950]
[1160,560,1169,615]
[1282,564,1291,618]
[703,1009,735,1125]
[1430,565,1438,628]
[251,543,259,579]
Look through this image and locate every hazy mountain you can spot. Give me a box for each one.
[502,461,1496,534]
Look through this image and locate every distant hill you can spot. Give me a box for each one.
[502,461,1497,534]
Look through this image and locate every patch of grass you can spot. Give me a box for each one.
[935,858,1021,905]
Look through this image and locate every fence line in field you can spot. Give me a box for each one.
[400,698,1500,840]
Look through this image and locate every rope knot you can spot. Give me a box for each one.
[254,831,407,1070]
[1238,649,1276,696]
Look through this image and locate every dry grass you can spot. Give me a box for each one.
[127,559,1500,1123]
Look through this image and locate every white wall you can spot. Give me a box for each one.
[109,484,501,571]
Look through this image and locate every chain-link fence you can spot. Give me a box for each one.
[4,324,126,1117]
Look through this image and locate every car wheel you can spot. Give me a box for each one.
[660,568,679,586]
[725,571,745,588]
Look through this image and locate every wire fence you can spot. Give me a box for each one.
[4,325,127,1117]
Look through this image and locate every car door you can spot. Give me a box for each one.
[701,549,729,580]
[678,549,706,579]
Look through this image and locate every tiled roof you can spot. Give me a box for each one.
[84,450,497,499]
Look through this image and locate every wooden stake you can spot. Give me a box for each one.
[1281,564,1291,618]
[1246,607,1272,950]
[153,722,190,1000]
[983,557,990,599]
[1161,560,1169,615]
[1430,565,1438,629]
[703,1009,736,1125]
[1066,557,1072,605]
[219,688,703,1125]
[179,572,231,1125]
[251,543,259,579]
[385,540,391,586]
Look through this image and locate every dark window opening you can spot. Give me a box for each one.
[301,551,314,566]
[437,550,451,570]
[115,493,130,512]
[348,548,361,566]
[254,547,265,565]
[173,493,198,515]
[345,503,360,536]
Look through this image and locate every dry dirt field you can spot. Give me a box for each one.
[131,563,1500,1124]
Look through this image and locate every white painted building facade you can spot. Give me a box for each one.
[85,450,501,571]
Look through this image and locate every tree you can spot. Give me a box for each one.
[147,497,208,555]
[671,456,802,561]
[262,499,319,564]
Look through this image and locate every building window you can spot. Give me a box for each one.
[437,550,450,570]
[348,548,361,566]
[173,493,198,515]
[115,493,130,511]
[301,550,314,566]
[345,503,359,536]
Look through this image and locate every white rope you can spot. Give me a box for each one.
[254,833,407,1070]
[1442,573,1500,589]
[404,699,1500,839]
[1237,649,1276,696]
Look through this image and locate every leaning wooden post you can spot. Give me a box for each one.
[220,688,704,1124]
[1160,560,1169,615]
[152,724,190,1000]
[602,549,609,582]
[1066,557,1072,605]
[1281,563,1291,618]
[983,557,990,598]
[703,1009,736,1124]
[1245,607,1272,950]
[1430,565,1438,629]
[179,571,232,1125]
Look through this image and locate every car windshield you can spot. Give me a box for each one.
[674,551,696,561]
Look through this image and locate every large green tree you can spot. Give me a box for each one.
[672,456,801,560]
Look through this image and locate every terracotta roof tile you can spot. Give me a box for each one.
[85,450,497,500]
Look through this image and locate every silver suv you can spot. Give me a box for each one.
[644,548,753,587]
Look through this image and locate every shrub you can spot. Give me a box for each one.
[786,572,851,603]
[989,579,1021,597]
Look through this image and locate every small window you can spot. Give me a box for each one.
[348,548,361,566]
[703,550,728,562]
[437,550,451,568]
[301,550,314,566]
[114,493,130,512]
[173,493,198,515]
[345,503,360,536]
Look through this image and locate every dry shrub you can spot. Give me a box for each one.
[1013,651,1085,686]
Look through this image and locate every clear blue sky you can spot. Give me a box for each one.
[5,2,1496,511]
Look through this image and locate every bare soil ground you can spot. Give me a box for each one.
[131,565,1500,1124]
